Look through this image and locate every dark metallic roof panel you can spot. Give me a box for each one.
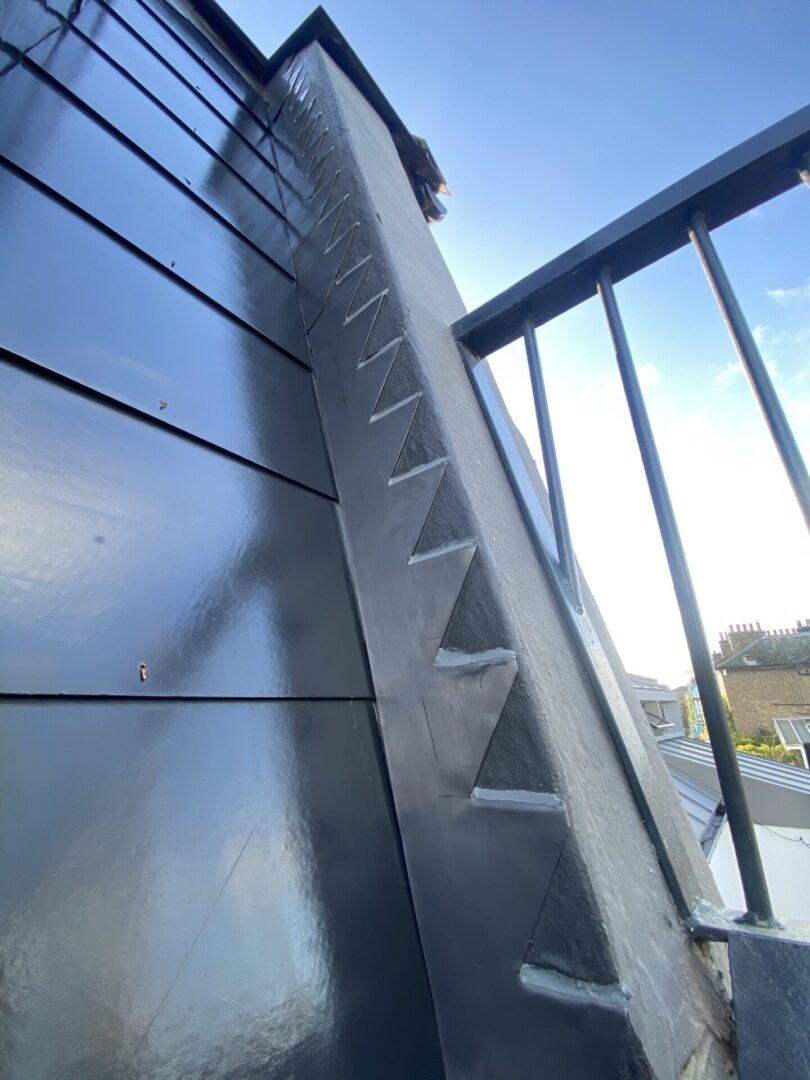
[0,0,63,57]
[29,26,292,272]
[0,699,442,1077]
[100,0,275,164]
[72,1,285,215]
[0,361,369,697]
[0,63,307,361]
[136,0,269,127]
[0,167,333,495]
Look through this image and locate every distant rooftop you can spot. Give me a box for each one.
[628,673,674,693]
[668,766,725,855]
[660,736,810,795]
[716,627,810,671]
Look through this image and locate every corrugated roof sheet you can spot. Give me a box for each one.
[660,736,810,794]
[667,765,725,854]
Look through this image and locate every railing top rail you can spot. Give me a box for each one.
[452,104,810,357]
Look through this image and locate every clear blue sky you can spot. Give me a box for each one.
[224,0,810,685]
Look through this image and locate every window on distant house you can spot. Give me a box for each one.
[773,717,810,750]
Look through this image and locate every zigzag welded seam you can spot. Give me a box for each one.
[274,59,642,1028]
[281,67,520,787]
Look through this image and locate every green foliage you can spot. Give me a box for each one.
[731,730,803,767]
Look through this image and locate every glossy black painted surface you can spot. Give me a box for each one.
[274,67,631,1076]
[102,0,276,166]
[0,64,307,360]
[0,0,63,57]
[0,167,332,493]
[0,360,367,696]
[28,26,291,271]
[134,0,270,130]
[0,10,445,1079]
[0,699,444,1079]
[72,1,285,215]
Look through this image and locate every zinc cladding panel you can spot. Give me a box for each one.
[0,6,366,697]
[99,0,274,161]
[72,1,285,213]
[0,699,443,1078]
[0,167,331,494]
[0,359,368,697]
[0,64,307,360]
[27,26,291,271]
[133,0,270,121]
[0,0,64,55]
[0,11,444,1078]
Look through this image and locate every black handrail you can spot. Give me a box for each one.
[454,106,810,924]
[598,269,773,922]
[453,105,810,357]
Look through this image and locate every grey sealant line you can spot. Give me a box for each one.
[689,213,810,534]
[596,268,774,925]
[522,316,582,609]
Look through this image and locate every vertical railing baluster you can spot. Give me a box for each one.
[596,269,774,924]
[689,214,810,533]
[522,316,582,608]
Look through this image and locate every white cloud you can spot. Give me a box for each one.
[713,360,744,387]
[766,280,810,304]
[713,356,780,387]
[752,323,767,346]
[637,361,661,391]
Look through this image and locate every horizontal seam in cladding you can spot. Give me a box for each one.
[132,0,272,137]
[0,157,310,373]
[94,0,277,177]
[21,56,294,281]
[0,8,66,69]
[0,695,377,703]
[66,23,286,222]
[0,347,336,502]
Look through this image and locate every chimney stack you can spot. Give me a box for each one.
[725,622,765,654]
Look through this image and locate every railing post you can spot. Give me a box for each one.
[689,214,810,533]
[597,268,774,925]
[522,316,582,608]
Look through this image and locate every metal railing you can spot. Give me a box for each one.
[453,105,810,925]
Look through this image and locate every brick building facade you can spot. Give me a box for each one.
[714,622,810,738]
